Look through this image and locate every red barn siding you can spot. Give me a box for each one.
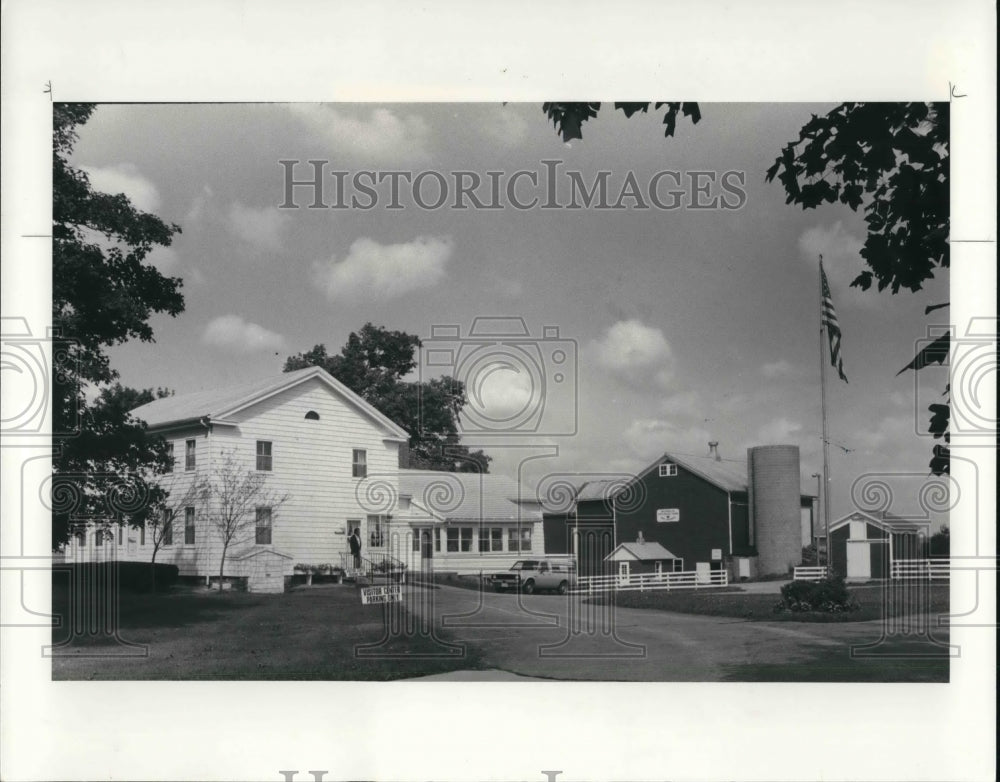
[613,463,731,569]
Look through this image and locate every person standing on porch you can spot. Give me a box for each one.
[349,527,362,568]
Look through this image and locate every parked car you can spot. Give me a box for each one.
[489,559,577,595]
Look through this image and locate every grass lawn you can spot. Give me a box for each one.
[50,584,483,680]
[590,584,950,623]
[721,638,951,682]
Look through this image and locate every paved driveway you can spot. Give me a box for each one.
[402,583,939,681]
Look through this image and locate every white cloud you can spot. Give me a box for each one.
[80,163,161,212]
[591,319,672,375]
[799,222,880,308]
[226,201,289,252]
[202,315,286,353]
[312,236,453,301]
[287,105,432,163]
[184,184,214,225]
[463,360,535,423]
[756,416,803,444]
[761,359,795,379]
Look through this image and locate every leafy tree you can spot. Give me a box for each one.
[52,384,174,547]
[51,104,185,546]
[540,101,951,473]
[203,450,290,590]
[542,102,701,142]
[927,524,950,558]
[765,103,951,474]
[284,323,492,473]
[147,471,209,589]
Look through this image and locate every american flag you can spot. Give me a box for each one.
[820,260,848,383]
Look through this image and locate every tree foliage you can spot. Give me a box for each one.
[284,323,492,473]
[540,100,952,474]
[542,102,701,143]
[52,104,185,546]
[765,102,949,295]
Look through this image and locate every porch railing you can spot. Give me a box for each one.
[340,551,407,584]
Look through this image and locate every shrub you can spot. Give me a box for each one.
[52,562,179,593]
[777,575,854,613]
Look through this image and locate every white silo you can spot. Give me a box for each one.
[748,445,801,576]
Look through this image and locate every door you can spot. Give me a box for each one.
[420,529,434,566]
[654,561,664,579]
[617,561,630,585]
[847,541,871,579]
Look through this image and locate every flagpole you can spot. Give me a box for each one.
[818,255,832,571]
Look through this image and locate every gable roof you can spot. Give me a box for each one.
[399,470,542,523]
[827,509,929,535]
[130,366,409,441]
[605,541,679,562]
[575,451,815,502]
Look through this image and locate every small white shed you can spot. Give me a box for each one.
[231,548,294,593]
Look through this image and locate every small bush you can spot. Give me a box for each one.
[53,562,179,593]
[776,576,855,613]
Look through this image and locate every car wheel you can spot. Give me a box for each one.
[521,579,535,595]
[556,580,569,595]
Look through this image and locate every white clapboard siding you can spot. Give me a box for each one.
[71,375,402,578]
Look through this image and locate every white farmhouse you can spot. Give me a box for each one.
[63,366,409,591]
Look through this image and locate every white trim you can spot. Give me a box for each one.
[220,368,409,441]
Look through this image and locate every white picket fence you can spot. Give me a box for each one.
[891,558,950,581]
[793,566,828,581]
[573,569,728,594]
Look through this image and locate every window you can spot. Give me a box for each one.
[508,527,532,552]
[659,463,678,477]
[352,449,367,478]
[162,512,173,546]
[140,523,145,546]
[95,529,103,547]
[76,531,85,548]
[165,442,174,473]
[367,514,388,547]
[434,529,441,552]
[118,526,123,546]
[479,527,503,552]
[185,439,196,471]
[184,507,196,544]
[256,507,273,545]
[256,440,273,471]
[446,527,473,553]
[304,410,320,420]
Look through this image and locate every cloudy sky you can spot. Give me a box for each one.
[71,102,950,525]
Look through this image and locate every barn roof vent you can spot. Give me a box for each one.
[708,441,721,461]
[636,530,645,544]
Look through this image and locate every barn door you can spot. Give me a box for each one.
[847,541,871,579]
